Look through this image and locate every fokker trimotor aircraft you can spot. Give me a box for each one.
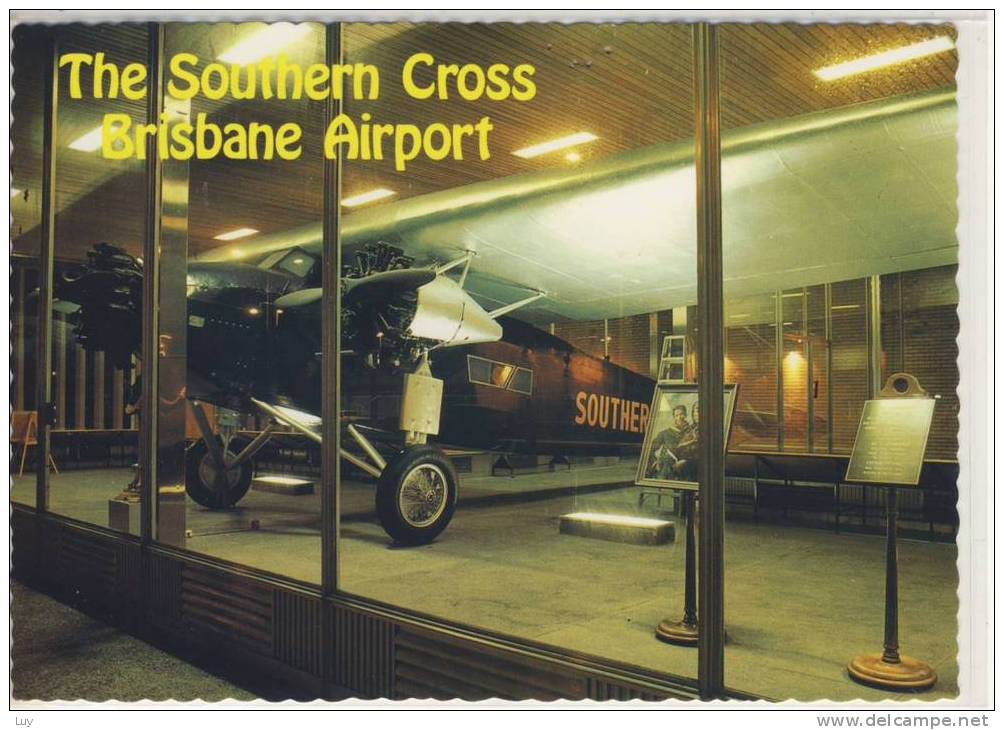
[54,89,957,545]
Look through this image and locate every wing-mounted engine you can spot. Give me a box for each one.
[55,243,142,369]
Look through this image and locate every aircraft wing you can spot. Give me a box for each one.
[197,88,957,325]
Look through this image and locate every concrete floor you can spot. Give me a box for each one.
[11,466,959,702]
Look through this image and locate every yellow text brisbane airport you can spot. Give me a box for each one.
[101,111,495,169]
[59,52,536,103]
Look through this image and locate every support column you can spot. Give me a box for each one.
[55,318,67,428]
[321,20,344,598]
[649,312,660,379]
[320,21,345,701]
[16,267,27,412]
[775,289,784,451]
[154,63,192,547]
[93,351,106,429]
[868,275,883,399]
[140,23,164,545]
[35,34,59,513]
[693,22,726,700]
[825,283,833,453]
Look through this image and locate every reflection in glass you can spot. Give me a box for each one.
[147,23,326,581]
[337,22,699,681]
[11,25,148,532]
[720,22,960,701]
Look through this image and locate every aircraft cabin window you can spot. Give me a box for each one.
[490,363,515,389]
[507,367,533,395]
[467,356,493,386]
[467,355,524,391]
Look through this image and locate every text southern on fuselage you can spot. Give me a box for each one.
[574,391,649,433]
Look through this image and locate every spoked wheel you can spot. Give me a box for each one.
[375,445,458,546]
[185,438,253,509]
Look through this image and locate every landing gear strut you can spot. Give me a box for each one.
[190,349,457,545]
[184,401,274,509]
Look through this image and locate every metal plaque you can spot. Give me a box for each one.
[845,398,935,486]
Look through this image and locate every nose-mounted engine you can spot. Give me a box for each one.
[342,242,502,371]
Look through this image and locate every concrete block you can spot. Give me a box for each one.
[108,497,139,534]
[252,474,315,496]
[559,512,676,546]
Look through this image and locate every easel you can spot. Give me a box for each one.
[845,373,937,691]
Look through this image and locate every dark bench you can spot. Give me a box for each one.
[726,450,959,538]
[49,429,138,470]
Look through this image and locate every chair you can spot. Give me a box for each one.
[11,411,59,477]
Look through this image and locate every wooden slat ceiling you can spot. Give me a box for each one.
[10,21,957,263]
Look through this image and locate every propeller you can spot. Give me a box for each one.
[273,270,438,310]
[343,269,437,307]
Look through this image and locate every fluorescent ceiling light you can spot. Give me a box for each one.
[342,188,396,207]
[813,36,955,81]
[218,23,312,65]
[213,227,259,241]
[513,132,598,159]
[68,125,106,152]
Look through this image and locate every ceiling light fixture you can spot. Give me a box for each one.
[813,36,955,81]
[213,227,259,241]
[68,125,108,152]
[218,23,313,65]
[342,188,396,207]
[513,132,598,159]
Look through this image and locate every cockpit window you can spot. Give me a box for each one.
[273,250,316,279]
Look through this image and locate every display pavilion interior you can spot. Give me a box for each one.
[11,21,965,702]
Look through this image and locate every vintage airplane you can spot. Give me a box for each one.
[57,239,655,545]
[53,88,957,545]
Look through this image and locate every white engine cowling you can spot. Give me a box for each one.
[407,275,503,347]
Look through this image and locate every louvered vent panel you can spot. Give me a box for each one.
[180,565,273,654]
[331,606,395,699]
[146,553,182,628]
[58,527,119,610]
[394,629,585,701]
[586,677,672,701]
[273,589,322,676]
